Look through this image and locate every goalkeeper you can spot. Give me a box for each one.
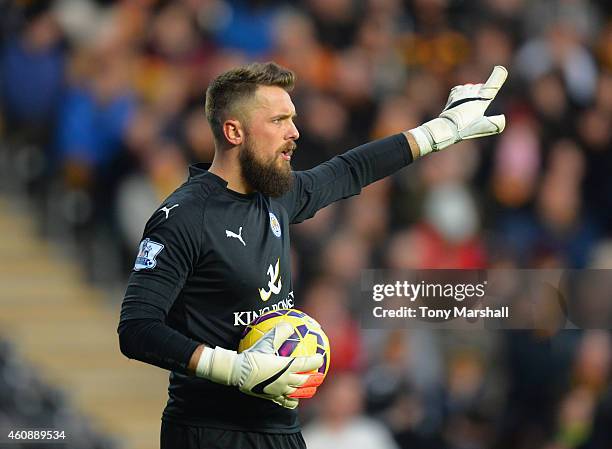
[118,62,507,449]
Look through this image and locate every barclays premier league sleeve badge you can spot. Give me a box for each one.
[134,238,165,271]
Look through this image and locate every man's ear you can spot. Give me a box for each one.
[222,119,244,146]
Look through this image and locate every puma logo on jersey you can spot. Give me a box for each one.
[159,204,179,219]
[259,258,282,301]
[226,226,246,246]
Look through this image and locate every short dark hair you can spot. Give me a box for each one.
[205,62,296,143]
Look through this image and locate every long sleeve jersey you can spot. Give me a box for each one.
[118,133,413,432]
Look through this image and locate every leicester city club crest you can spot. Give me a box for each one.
[134,238,164,271]
[269,212,281,238]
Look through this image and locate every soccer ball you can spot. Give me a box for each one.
[238,308,331,377]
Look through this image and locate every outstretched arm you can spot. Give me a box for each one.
[280,66,508,224]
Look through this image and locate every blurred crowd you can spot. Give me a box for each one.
[1,0,611,448]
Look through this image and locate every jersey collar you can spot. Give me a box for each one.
[188,163,258,200]
[189,163,227,187]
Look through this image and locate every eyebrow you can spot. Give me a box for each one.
[272,112,298,120]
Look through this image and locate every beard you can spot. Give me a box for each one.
[239,139,295,197]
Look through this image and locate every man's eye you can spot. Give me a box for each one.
[272,119,281,124]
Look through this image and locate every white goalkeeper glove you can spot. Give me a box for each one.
[409,65,508,156]
[195,322,323,409]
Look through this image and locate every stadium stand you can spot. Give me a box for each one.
[0,198,167,449]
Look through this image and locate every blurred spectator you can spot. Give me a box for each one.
[272,9,337,92]
[515,19,598,105]
[0,5,65,143]
[583,384,612,449]
[291,92,353,169]
[364,330,414,416]
[303,372,400,449]
[532,140,599,267]
[491,113,540,210]
[321,231,371,283]
[212,0,278,56]
[393,183,486,269]
[304,0,362,50]
[572,331,611,393]
[181,106,216,163]
[552,387,596,449]
[401,0,470,76]
[303,277,363,372]
[472,23,514,74]
[56,49,135,173]
[547,331,612,449]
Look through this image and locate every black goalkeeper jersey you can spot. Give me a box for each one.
[118,134,412,432]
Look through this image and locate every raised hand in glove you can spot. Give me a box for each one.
[409,66,508,156]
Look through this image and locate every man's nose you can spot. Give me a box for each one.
[287,121,299,140]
